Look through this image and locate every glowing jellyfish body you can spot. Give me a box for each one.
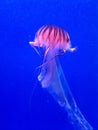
[29,25,93,130]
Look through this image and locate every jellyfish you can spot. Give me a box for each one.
[29,25,93,130]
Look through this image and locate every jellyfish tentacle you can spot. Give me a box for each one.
[39,53,93,130]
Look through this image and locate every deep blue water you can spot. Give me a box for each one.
[0,0,97,130]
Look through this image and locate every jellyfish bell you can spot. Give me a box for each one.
[29,25,76,59]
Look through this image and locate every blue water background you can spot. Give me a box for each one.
[0,0,97,130]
